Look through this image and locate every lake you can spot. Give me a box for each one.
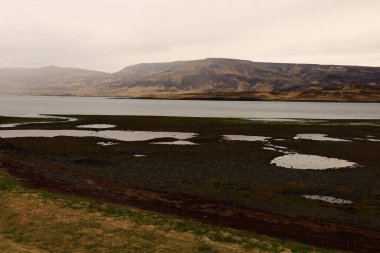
[0,95,379,119]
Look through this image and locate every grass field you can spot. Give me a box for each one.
[0,168,338,253]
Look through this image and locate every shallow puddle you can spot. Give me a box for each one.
[152,140,198,145]
[294,133,350,142]
[270,154,357,170]
[224,135,270,142]
[263,143,293,154]
[0,123,20,128]
[354,137,380,142]
[263,147,277,151]
[134,154,147,157]
[349,122,380,126]
[249,118,302,122]
[0,116,77,128]
[249,119,326,124]
[97,141,117,146]
[301,194,353,204]
[77,124,116,129]
[0,130,196,142]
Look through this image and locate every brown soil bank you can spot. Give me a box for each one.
[2,158,380,253]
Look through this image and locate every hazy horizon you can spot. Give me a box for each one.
[1,0,380,72]
[1,57,380,74]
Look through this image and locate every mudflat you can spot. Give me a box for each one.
[0,115,379,252]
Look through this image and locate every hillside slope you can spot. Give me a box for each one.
[1,58,379,101]
[0,65,109,95]
[103,58,380,101]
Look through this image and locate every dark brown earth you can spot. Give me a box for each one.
[2,158,380,253]
[1,115,380,252]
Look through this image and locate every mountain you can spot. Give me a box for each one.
[0,65,109,96]
[104,58,380,101]
[0,58,379,101]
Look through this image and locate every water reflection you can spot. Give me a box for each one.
[224,135,270,142]
[294,133,350,142]
[301,194,353,204]
[270,154,357,170]
[0,130,196,142]
[97,141,117,146]
[77,124,116,129]
[152,140,198,145]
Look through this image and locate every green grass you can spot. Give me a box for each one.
[0,168,340,253]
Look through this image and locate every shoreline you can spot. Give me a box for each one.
[2,93,380,103]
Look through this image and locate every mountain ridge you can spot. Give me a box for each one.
[0,58,379,101]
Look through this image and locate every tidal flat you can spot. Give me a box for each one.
[0,115,380,252]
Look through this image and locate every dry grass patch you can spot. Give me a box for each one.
[0,169,338,253]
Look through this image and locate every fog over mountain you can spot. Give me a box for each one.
[0,58,379,101]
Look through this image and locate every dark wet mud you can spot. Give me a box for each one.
[1,115,380,252]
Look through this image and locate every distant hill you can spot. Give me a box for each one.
[1,58,379,101]
[0,66,109,96]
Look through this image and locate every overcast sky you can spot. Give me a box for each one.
[0,0,379,72]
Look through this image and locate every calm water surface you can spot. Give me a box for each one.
[0,95,379,119]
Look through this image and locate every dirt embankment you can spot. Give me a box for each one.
[2,156,380,253]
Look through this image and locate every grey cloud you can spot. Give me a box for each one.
[0,0,379,71]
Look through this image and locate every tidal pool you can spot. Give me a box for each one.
[0,130,196,142]
[294,133,350,142]
[97,141,117,146]
[152,140,198,145]
[249,118,302,122]
[249,119,326,124]
[77,124,116,129]
[270,154,357,170]
[302,194,353,204]
[263,147,277,151]
[0,123,20,128]
[224,135,270,142]
[263,144,293,154]
[0,116,77,128]
[134,154,147,157]
[349,122,380,126]
[354,137,380,142]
